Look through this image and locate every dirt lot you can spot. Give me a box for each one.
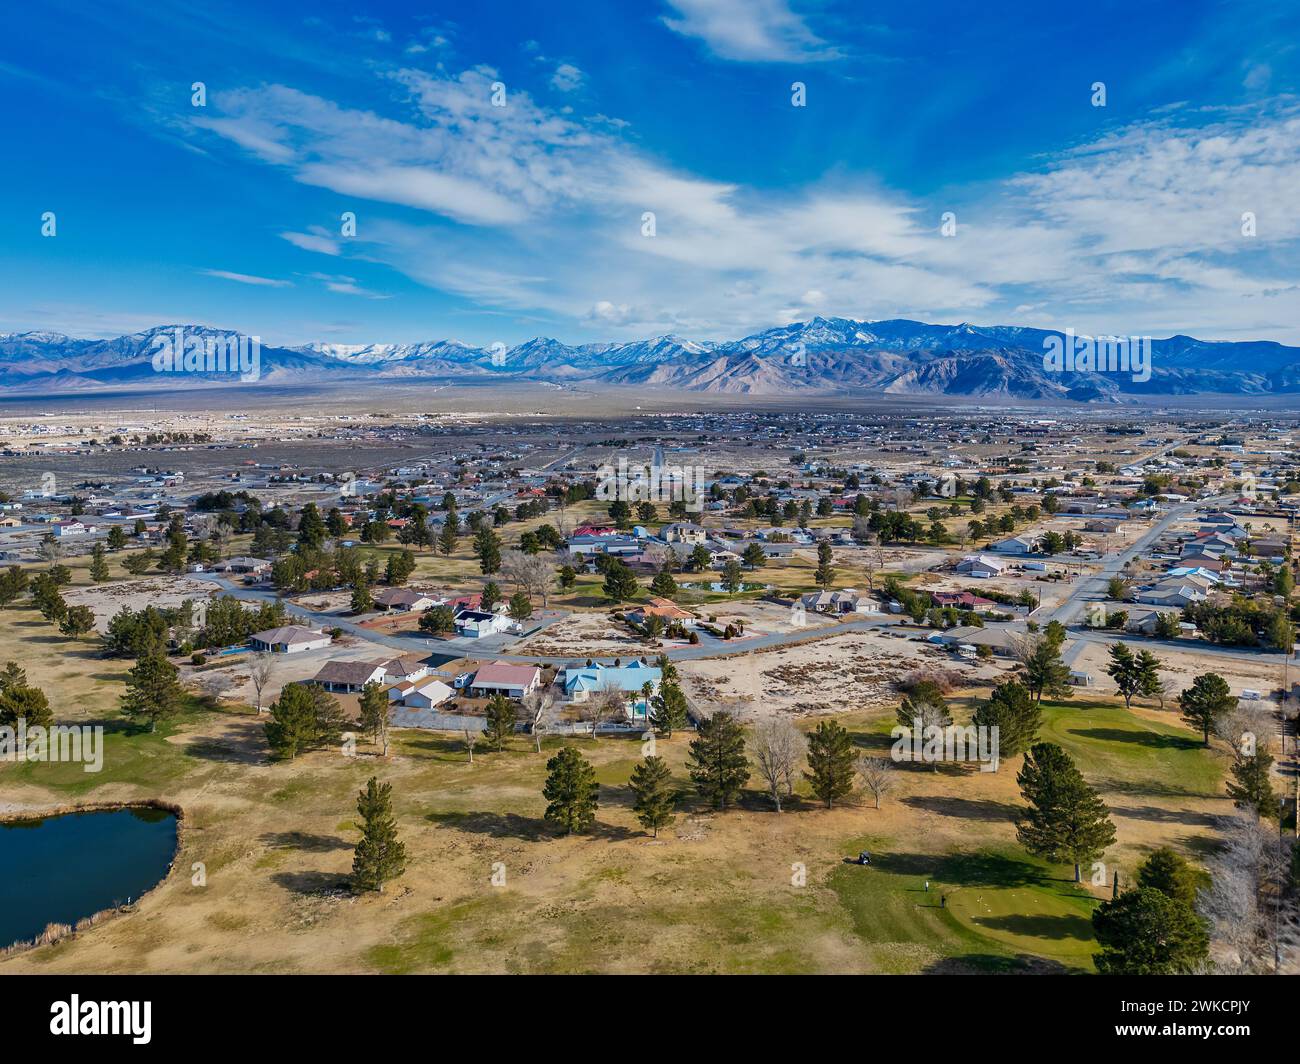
[680,629,1004,720]
[65,577,220,633]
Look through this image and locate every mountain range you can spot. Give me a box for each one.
[2,318,1298,401]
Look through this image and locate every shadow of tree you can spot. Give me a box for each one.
[973,912,1094,942]
[902,795,1021,823]
[426,809,549,841]
[270,870,351,895]
[1067,727,1200,751]
[260,830,351,853]
[922,953,1080,974]
[1109,804,1220,827]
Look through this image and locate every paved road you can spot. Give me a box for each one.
[1041,497,1223,628]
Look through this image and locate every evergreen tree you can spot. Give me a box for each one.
[1179,672,1234,746]
[480,580,501,612]
[1016,741,1116,882]
[815,541,835,588]
[1136,847,1201,907]
[352,777,407,893]
[507,592,533,623]
[484,693,517,751]
[650,568,678,598]
[971,680,1041,761]
[89,544,110,583]
[1227,748,1276,818]
[559,565,577,590]
[106,525,129,551]
[475,527,502,575]
[1105,643,1144,709]
[650,678,689,737]
[542,745,599,834]
[720,559,743,594]
[264,682,345,759]
[350,583,374,614]
[602,559,639,603]
[59,604,96,639]
[1092,887,1208,974]
[804,719,856,808]
[438,513,459,556]
[741,543,767,571]
[418,604,456,634]
[1023,637,1074,703]
[297,503,327,549]
[0,682,53,729]
[629,755,676,837]
[687,711,750,809]
[357,680,390,756]
[120,647,185,733]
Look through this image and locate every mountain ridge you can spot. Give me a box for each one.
[1,317,1297,401]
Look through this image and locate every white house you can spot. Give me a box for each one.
[453,608,513,639]
[955,554,1007,579]
[388,677,454,709]
[249,625,332,654]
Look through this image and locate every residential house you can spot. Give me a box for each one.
[453,608,513,639]
[388,677,454,709]
[373,587,438,612]
[560,660,662,720]
[310,659,388,693]
[955,554,1007,579]
[469,661,542,699]
[249,625,332,654]
[624,597,696,627]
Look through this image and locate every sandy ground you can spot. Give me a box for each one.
[66,577,220,633]
[680,630,1004,720]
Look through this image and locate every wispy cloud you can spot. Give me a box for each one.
[660,0,838,62]
[187,62,1300,342]
[201,269,293,287]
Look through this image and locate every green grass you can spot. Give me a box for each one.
[828,840,1099,972]
[1038,699,1221,798]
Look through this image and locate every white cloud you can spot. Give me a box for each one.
[551,63,585,92]
[660,0,837,62]
[189,69,1300,343]
[201,269,292,287]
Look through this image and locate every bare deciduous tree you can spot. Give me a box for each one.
[749,717,806,812]
[857,755,896,809]
[500,549,557,608]
[463,728,479,765]
[249,652,276,715]
[581,684,627,735]
[1198,812,1297,974]
[522,687,557,754]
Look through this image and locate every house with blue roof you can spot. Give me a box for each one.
[560,660,662,721]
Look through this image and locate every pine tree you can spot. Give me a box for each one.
[971,680,1041,761]
[484,693,517,751]
[357,680,390,756]
[438,514,459,556]
[741,542,767,571]
[350,583,374,614]
[263,682,344,759]
[297,503,326,549]
[475,527,502,575]
[629,755,676,837]
[1136,847,1200,907]
[352,777,407,893]
[650,568,678,597]
[120,647,184,733]
[804,719,856,808]
[1227,748,1276,818]
[1105,643,1144,708]
[542,745,599,834]
[0,682,53,728]
[1179,672,1234,746]
[650,679,689,737]
[1016,741,1116,882]
[89,544,110,583]
[1091,887,1208,974]
[1023,638,1073,702]
[815,541,835,588]
[687,711,750,809]
[602,559,639,603]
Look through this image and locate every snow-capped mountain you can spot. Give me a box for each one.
[1,317,1298,401]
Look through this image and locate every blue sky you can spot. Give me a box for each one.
[3,0,1299,347]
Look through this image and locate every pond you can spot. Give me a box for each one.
[0,806,179,948]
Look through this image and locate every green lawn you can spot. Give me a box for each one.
[828,840,1099,972]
